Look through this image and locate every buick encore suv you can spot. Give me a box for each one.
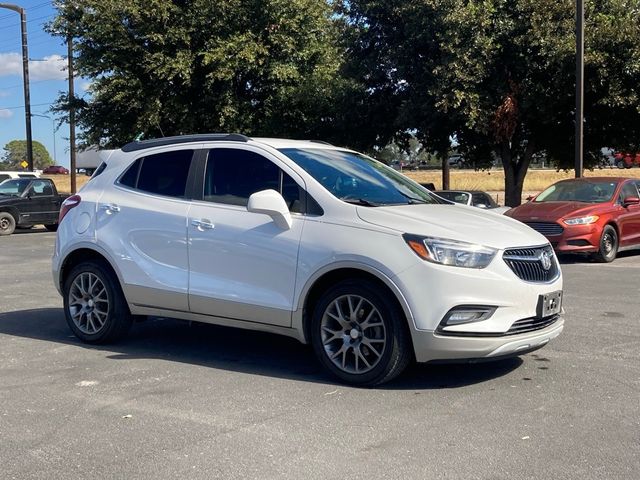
[53,134,564,386]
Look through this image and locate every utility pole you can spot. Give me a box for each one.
[575,0,584,178]
[68,37,77,194]
[442,154,450,190]
[0,3,33,171]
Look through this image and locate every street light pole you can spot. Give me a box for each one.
[31,113,57,164]
[575,0,584,178]
[0,3,33,171]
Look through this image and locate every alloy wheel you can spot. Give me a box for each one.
[68,272,110,335]
[320,294,387,374]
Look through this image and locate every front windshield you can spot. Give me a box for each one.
[279,148,442,206]
[437,191,470,204]
[0,179,30,195]
[535,180,617,203]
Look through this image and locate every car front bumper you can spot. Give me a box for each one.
[543,223,601,253]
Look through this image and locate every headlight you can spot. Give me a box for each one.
[403,234,497,268]
[563,215,599,225]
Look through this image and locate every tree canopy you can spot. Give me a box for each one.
[1,140,53,170]
[342,0,640,205]
[50,0,640,205]
[49,0,350,147]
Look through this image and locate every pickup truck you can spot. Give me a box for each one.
[0,178,69,235]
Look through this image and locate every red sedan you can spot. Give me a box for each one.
[43,165,70,175]
[506,177,640,262]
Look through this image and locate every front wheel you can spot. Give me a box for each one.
[0,212,16,236]
[310,279,412,387]
[63,261,132,343]
[593,225,618,263]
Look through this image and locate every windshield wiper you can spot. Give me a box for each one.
[342,198,380,207]
[397,190,428,204]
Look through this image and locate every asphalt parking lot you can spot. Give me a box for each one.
[1,229,639,480]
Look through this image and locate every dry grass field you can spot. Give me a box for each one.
[46,167,640,203]
[405,167,640,203]
[45,174,90,194]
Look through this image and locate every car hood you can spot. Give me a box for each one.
[507,201,602,221]
[356,203,549,250]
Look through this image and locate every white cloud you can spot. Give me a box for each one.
[0,109,13,118]
[0,53,67,81]
[79,80,93,91]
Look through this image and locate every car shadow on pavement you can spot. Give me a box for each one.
[0,308,523,390]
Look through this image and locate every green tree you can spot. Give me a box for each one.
[1,140,54,170]
[48,0,350,148]
[343,0,640,205]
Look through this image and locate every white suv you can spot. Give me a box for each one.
[53,134,563,386]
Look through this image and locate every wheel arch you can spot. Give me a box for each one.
[0,206,20,222]
[295,263,416,345]
[58,246,125,297]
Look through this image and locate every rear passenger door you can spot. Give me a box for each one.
[95,148,196,312]
[187,146,307,327]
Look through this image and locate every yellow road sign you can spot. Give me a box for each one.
[20,160,28,169]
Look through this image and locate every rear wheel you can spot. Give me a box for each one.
[63,261,132,343]
[0,212,16,236]
[310,279,411,386]
[593,225,618,263]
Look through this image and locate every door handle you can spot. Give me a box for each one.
[101,204,121,214]
[191,219,215,230]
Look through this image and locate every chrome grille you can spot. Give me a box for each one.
[503,245,559,283]
[524,222,564,236]
[506,315,560,335]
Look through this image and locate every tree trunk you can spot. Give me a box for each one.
[501,141,534,207]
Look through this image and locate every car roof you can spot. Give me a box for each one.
[120,134,345,153]
[554,177,633,183]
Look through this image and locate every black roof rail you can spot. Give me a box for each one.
[121,133,250,152]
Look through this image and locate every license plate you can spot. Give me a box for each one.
[537,291,563,318]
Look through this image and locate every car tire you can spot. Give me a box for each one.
[310,279,412,387]
[44,224,58,232]
[63,260,132,344]
[0,212,16,236]
[593,225,618,263]
[457,160,463,169]
[616,160,625,169]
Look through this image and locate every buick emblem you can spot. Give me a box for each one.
[540,250,552,271]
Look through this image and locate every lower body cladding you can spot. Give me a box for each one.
[411,318,564,363]
[391,253,564,363]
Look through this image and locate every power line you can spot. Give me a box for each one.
[0,1,52,22]
[0,102,52,111]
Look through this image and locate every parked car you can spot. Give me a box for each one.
[435,190,510,214]
[53,134,563,386]
[419,182,436,191]
[0,178,69,235]
[505,177,640,262]
[0,171,40,183]
[447,154,465,168]
[613,152,640,169]
[43,165,70,175]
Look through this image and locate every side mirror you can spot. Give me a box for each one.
[247,189,292,230]
[622,196,640,207]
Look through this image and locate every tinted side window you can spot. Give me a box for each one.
[620,182,639,201]
[204,149,280,206]
[119,158,141,188]
[119,150,193,198]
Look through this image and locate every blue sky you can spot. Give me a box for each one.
[0,0,85,167]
